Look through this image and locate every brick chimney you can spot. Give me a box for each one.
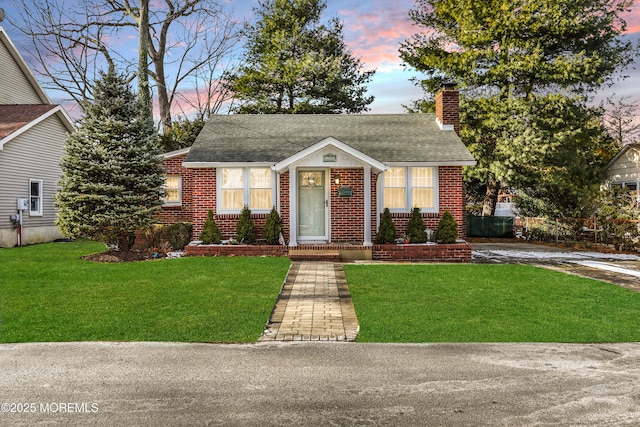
[435,82,460,134]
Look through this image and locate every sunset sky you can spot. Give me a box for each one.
[1,0,639,116]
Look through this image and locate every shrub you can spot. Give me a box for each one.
[236,205,257,244]
[264,206,283,245]
[375,208,396,243]
[146,222,193,250]
[406,207,427,243]
[435,211,458,244]
[200,210,222,244]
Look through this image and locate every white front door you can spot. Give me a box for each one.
[298,170,328,240]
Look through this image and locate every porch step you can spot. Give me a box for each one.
[288,249,342,262]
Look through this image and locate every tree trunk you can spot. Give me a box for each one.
[138,0,152,120]
[482,179,499,216]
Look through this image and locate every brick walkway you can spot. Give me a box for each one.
[260,262,359,342]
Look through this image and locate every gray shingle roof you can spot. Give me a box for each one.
[184,114,475,165]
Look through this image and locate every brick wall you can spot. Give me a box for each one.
[280,172,290,241]
[372,243,471,262]
[190,169,216,238]
[186,244,288,257]
[330,168,365,242]
[160,161,467,244]
[157,153,192,225]
[376,166,467,240]
[438,165,466,238]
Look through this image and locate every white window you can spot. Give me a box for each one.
[163,175,182,206]
[29,179,43,216]
[219,167,274,212]
[383,167,406,209]
[383,167,437,211]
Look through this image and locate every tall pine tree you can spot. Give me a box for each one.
[56,71,165,251]
[224,0,375,114]
[400,0,636,216]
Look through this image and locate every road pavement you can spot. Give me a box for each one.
[2,341,640,426]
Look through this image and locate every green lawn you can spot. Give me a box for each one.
[0,241,290,343]
[344,264,640,343]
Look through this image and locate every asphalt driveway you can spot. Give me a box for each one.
[2,341,640,426]
[473,242,640,291]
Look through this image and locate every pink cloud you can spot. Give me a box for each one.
[622,3,640,33]
[336,4,418,71]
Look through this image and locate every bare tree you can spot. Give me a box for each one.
[9,0,240,129]
[603,95,640,147]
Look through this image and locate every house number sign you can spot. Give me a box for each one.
[338,186,353,197]
[323,153,337,162]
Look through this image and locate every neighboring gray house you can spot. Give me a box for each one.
[0,26,74,247]
[605,144,640,192]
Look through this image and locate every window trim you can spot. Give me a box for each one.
[382,166,438,213]
[29,178,43,217]
[163,175,182,207]
[217,167,276,214]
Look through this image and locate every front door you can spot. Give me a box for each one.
[298,170,328,240]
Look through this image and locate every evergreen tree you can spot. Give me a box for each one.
[375,208,397,244]
[56,71,164,251]
[160,116,205,152]
[224,0,375,114]
[236,205,257,244]
[405,207,427,243]
[400,0,636,215]
[263,206,284,245]
[434,211,458,244]
[200,210,222,244]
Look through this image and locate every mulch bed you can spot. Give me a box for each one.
[83,250,165,263]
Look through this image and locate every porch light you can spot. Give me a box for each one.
[333,173,341,185]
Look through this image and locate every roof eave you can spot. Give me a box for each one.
[0,105,71,150]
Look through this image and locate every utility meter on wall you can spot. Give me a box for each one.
[17,198,29,210]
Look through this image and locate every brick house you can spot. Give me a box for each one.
[159,86,475,248]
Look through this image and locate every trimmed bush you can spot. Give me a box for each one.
[200,210,222,244]
[435,210,458,244]
[375,208,396,243]
[406,207,427,243]
[264,206,284,245]
[236,205,257,244]
[144,222,193,251]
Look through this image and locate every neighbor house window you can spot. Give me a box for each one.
[29,179,43,216]
[383,167,437,211]
[163,175,182,206]
[219,167,274,212]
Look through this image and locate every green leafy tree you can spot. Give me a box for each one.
[406,207,427,243]
[56,71,164,251]
[375,208,397,244]
[598,187,640,251]
[236,205,257,244]
[160,116,206,152]
[400,0,636,216]
[200,210,222,244]
[263,206,284,245]
[224,0,375,114]
[434,211,458,244]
